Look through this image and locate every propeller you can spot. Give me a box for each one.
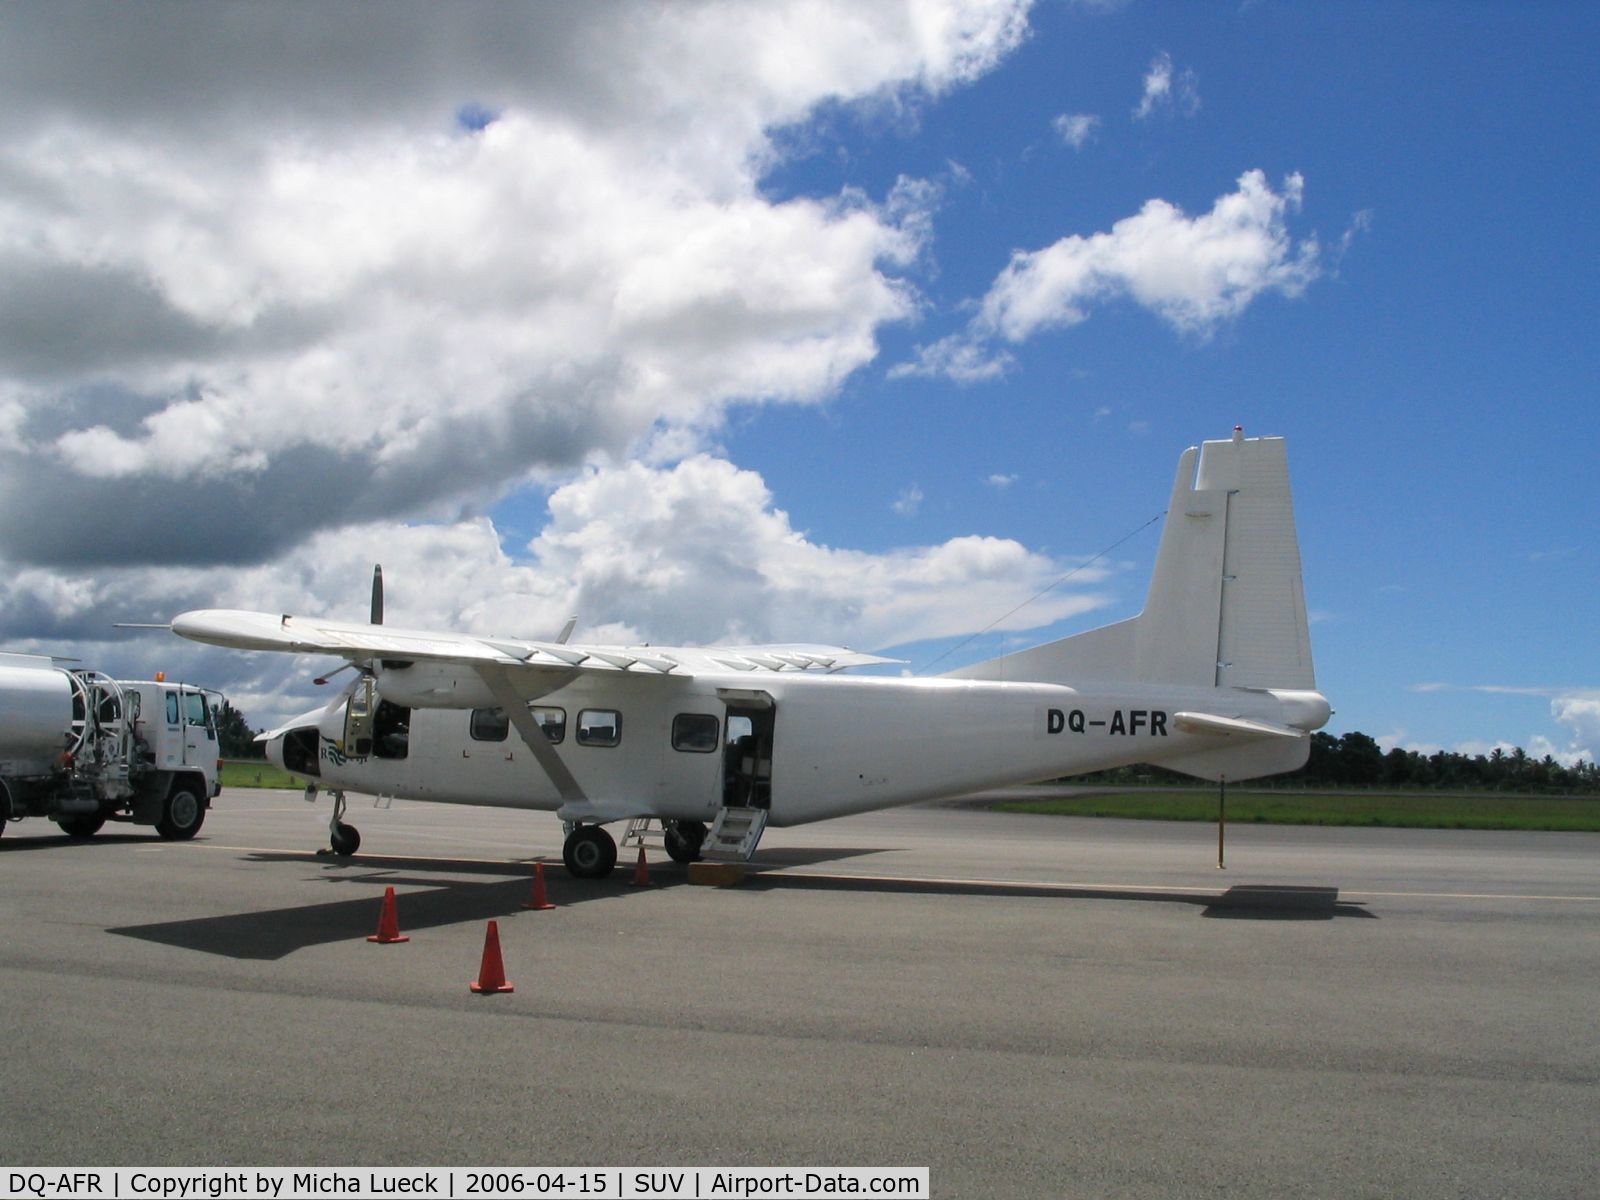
[314,564,383,685]
[311,567,578,686]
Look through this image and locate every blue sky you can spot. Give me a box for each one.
[708,2,1600,760]
[0,1,1594,762]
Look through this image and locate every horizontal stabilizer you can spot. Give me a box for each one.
[1172,711,1306,740]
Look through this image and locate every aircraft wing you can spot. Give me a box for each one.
[172,609,567,665]
[170,609,899,677]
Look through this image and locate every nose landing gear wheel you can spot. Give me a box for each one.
[324,790,360,856]
[330,822,361,856]
[562,825,618,879]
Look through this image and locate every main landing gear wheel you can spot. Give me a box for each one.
[663,819,707,864]
[562,825,618,879]
[156,784,205,840]
[57,815,106,839]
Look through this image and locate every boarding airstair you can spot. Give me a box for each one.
[620,817,666,851]
[701,806,768,862]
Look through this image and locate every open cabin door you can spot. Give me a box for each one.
[704,688,775,863]
[342,676,411,761]
[719,689,775,810]
[343,676,376,757]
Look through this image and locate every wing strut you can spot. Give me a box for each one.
[474,665,587,804]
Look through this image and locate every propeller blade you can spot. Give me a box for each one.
[371,564,384,626]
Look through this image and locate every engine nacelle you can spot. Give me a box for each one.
[370,660,495,709]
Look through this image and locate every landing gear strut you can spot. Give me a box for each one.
[562,823,617,879]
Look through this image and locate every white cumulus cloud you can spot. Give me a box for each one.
[0,1,1029,569]
[981,170,1318,340]
[900,170,1321,380]
[1546,693,1600,765]
[0,454,1119,726]
[0,0,1114,730]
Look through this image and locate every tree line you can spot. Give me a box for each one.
[1296,731,1599,793]
[214,700,265,759]
[1081,730,1600,794]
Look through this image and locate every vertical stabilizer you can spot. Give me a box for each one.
[945,432,1315,690]
[1198,432,1315,690]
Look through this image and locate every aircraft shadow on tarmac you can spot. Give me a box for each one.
[104,846,876,960]
[107,845,1371,960]
[107,854,669,960]
[1202,884,1374,920]
[739,873,1374,921]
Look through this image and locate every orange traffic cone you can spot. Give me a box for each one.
[522,862,557,911]
[630,845,653,887]
[366,885,410,944]
[469,920,515,994]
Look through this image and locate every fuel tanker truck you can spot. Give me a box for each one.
[0,652,223,840]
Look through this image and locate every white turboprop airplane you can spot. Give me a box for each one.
[171,431,1329,876]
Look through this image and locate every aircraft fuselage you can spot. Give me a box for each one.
[269,670,1327,828]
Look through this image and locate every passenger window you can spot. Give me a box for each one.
[672,713,719,753]
[184,692,209,727]
[576,708,621,748]
[530,706,566,744]
[471,706,566,743]
[165,692,180,724]
[470,708,510,742]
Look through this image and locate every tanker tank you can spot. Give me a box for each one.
[0,658,75,776]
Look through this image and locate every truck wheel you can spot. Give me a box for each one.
[57,816,106,839]
[156,784,205,840]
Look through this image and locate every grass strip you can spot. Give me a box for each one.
[995,789,1600,832]
[219,760,304,790]
[220,763,1600,833]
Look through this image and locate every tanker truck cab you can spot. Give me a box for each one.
[0,654,223,842]
[151,683,219,771]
